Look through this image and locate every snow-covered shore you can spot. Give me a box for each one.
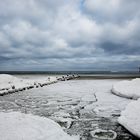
[112,78,140,138]
[0,111,79,140]
[0,74,79,96]
[1,74,139,139]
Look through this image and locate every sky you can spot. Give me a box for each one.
[0,0,140,71]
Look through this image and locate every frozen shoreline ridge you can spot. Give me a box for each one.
[112,78,140,138]
[0,112,79,140]
[0,74,57,95]
[0,74,78,96]
[111,78,140,99]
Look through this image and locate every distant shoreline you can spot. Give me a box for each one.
[79,74,140,79]
[0,71,140,75]
[0,71,140,79]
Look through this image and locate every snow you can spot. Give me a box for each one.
[112,78,140,99]
[0,111,79,140]
[0,74,78,96]
[0,74,18,90]
[0,74,58,95]
[81,93,97,102]
[118,99,140,138]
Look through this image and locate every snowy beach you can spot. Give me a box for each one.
[0,74,140,140]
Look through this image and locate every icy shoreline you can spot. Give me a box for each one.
[112,78,140,138]
[0,77,137,139]
[0,74,79,96]
[0,74,139,139]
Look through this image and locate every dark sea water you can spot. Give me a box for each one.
[0,71,140,79]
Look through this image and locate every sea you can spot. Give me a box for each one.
[0,71,140,79]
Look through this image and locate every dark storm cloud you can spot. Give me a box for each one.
[0,0,140,71]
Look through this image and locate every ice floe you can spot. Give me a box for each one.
[90,129,117,140]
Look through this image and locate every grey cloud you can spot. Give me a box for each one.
[99,42,140,55]
[83,0,140,23]
[0,0,139,71]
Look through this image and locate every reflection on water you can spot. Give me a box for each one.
[0,79,138,140]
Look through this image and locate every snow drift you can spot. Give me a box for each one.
[0,112,79,140]
[111,78,140,99]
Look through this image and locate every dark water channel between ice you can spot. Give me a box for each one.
[0,78,139,140]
